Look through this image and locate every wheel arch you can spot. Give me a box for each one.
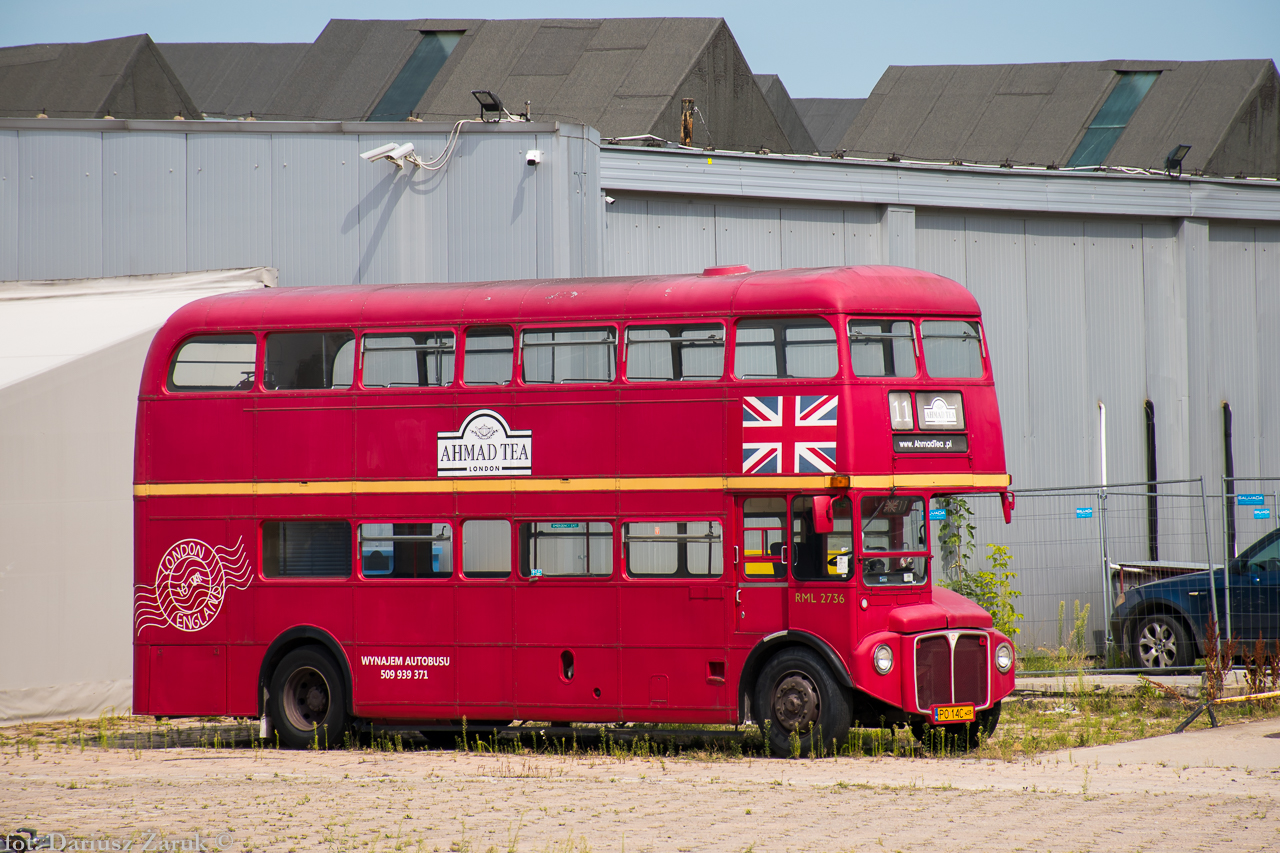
[258,627,354,717]
[737,630,853,724]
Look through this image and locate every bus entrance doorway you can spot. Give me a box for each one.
[737,497,789,635]
[787,494,856,651]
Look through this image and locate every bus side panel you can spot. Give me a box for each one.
[226,643,264,716]
[133,643,150,716]
[255,399,354,482]
[148,645,226,716]
[255,587,354,651]
[618,583,728,714]
[513,583,618,716]
[148,397,254,483]
[847,385,893,476]
[457,585,514,709]
[517,396,615,478]
[616,397,725,476]
[355,397,455,480]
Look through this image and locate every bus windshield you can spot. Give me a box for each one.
[860,495,928,586]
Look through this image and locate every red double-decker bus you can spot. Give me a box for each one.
[132,264,1016,754]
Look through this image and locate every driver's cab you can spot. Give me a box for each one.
[739,492,932,588]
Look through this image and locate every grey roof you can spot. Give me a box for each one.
[755,75,817,153]
[159,42,308,119]
[0,35,198,119]
[839,60,1280,177]
[793,98,865,154]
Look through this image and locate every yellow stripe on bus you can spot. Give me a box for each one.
[133,472,1009,498]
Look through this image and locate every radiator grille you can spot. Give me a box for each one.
[953,635,989,706]
[915,636,952,709]
[915,633,989,710]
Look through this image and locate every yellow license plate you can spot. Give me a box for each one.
[932,704,976,724]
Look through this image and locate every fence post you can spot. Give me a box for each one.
[1221,475,1233,641]
[1200,477,1220,644]
[1099,488,1113,657]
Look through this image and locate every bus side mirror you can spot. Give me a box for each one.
[812,496,835,534]
[1001,491,1016,525]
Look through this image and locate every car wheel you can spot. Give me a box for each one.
[269,647,350,749]
[1135,614,1193,670]
[755,647,851,758]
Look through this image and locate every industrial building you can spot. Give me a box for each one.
[1,17,1277,720]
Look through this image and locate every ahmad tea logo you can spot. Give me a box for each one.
[135,538,253,633]
[921,396,959,428]
[437,410,532,476]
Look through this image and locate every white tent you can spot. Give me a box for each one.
[0,268,274,724]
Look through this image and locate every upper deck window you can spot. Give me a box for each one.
[920,321,983,378]
[522,327,617,385]
[167,334,256,391]
[625,323,725,382]
[848,320,917,378]
[362,332,455,388]
[264,331,355,390]
[734,318,837,380]
[463,326,513,386]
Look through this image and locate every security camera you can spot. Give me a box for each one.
[360,143,398,161]
[525,149,543,166]
[388,142,415,162]
[604,195,615,204]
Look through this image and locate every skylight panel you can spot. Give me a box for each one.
[368,32,463,122]
[1066,71,1160,168]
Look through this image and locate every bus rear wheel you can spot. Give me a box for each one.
[269,647,350,749]
[755,647,850,758]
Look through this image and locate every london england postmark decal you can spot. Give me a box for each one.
[135,538,253,633]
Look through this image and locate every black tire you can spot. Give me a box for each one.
[911,700,1001,752]
[755,647,851,758]
[1135,614,1193,670]
[269,647,350,749]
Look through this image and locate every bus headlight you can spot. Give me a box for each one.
[873,644,893,675]
[995,642,1013,673]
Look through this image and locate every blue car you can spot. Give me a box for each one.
[1109,528,1280,669]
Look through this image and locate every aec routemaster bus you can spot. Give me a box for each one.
[132,264,1017,754]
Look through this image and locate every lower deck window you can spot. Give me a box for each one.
[520,521,613,577]
[262,521,352,578]
[359,522,452,578]
[462,519,513,577]
[624,521,723,577]
[791,496,853,581]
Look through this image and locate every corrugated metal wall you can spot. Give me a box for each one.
[0,122,603,287]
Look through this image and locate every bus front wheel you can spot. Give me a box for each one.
[755,647,851,758]
[269,647,350,749]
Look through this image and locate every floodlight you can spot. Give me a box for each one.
[1165,143,1191,177]
[472,89,504,119]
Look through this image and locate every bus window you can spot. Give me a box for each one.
[262,521,352,578]
[462,326,513,386]
[921,321,983,378]
[623,521,723,577]
[359,523,452,578]
[362,332,455,388]
[859,496,928,586]
[848,320,916,378]
[521,328,617,384]
[264,331,356,390]
[742,497,787,579]
[167,334,256,391]
[519,521,613,577]
[624,324,725,382]
[790,496,854,581]
[462,519,512,577]
[734,318,837,380]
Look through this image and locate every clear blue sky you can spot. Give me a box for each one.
[4,0,1277,99]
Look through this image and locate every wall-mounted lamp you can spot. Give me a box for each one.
[1164,144,1191,178]
[472,90,504,121]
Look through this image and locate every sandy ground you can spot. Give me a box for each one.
[4,718,1280,853]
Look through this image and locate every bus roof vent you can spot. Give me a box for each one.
[701,264,751,277]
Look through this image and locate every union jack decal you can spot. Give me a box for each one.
[742,395,839,474]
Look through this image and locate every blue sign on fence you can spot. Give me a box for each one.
[1256,508,1272,520]
[1238,494,1265,506]
[1076,508,1094,519]
[929,508,947,521]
